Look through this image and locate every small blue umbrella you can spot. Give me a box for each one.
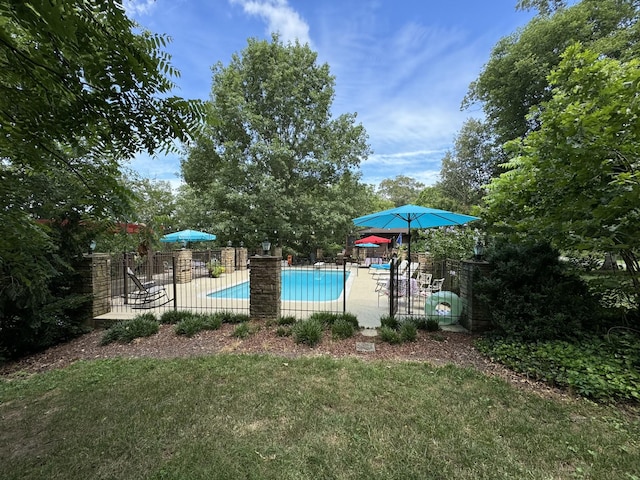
[160,229,217,243]
[353,204,480,313]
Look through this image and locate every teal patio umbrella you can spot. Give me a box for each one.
[160,229,217,244]
[353,205,480,313]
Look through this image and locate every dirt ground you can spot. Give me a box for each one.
[0,322,568,400]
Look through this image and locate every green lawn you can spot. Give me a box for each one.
[1,355,639,479]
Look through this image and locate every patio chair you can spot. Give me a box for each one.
[417,272,433,292]
[421,277,444,297]
[372,259,408,280]
[126,268,170,309]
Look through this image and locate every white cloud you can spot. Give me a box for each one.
[229,0,311,45]
[122,0,157,16]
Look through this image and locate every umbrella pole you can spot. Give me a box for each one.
[407,221,411,315]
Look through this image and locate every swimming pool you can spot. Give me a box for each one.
[207,269,350,301]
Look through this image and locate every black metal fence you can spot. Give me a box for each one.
[279,261,350,318]
[108,252,351,319]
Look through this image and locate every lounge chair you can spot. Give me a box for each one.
[372,259,407,280]
[126,268,170,309]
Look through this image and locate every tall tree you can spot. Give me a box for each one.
[516,0,567,15]
[464,0,640,145]
[0,0,203,358]
[439,118,499,209]
[181,35,371,254]
[484,45,640,295]
[415,185,467,214]
[377,175,425,207]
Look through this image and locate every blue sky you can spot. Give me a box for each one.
[124,0,535,189]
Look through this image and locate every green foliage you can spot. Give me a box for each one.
[276,326,292,337]
[160,310,192,325]
[476,332,640,401]
[379,326,402,344]
[0,0,203,358]
[308,312,339,326]
[414,225,477,260]
[415,185,466,214]
[484,45,640,302]
[206,260,225,278]
[377,175,425,207]
[380,315,400,330]
[292,318,323,346]
[475,241,599,341]
[465,0,639,144]
[399,322,417,342]
[308,312,358,330]
[340,313,360,329]
[217,311,249,324]
[232,323,251,339]
[173,316,200,337]
[201,314,224,331]
[0,232,94,360]
[181,34,371,254]
[331,319,356,340]
[100,316,159,345]
[277,316,298,326]
[438,118,499,209]
[425,318,441,332]
[174,313,223,337]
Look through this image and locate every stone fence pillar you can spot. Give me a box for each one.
[250,255,281,321]
[236,247,248,270]
[417,252,433,273]
[221,247,235,273]
[460,260,492,333]
[76,254,112,326]
[174,249,192,283]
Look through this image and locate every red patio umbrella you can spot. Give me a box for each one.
[354,235,392,245]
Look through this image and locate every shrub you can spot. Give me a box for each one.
[277,315,297,326]
[404,316,427,330]
[160,310,191,325]
[233,323,251,338]
[292,318,323,346]
[379,326,401,344]
[201,314,223,331]
[101,315,159,345]
[309,311,339,326]
[425,318,441,332]
[206,259,225,278]
[276,326,291,337]
[380,315,399,330]
[331,318,355,339]
[174,315,204,337]
[475,241,598,341]
[399,322,417,342]
[338,312,359,329]
[218,311,249,324]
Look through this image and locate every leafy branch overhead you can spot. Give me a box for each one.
[0,0,205,166]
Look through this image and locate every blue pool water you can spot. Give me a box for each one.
[207,269,350,301]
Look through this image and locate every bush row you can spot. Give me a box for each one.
[100,310,251,345]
